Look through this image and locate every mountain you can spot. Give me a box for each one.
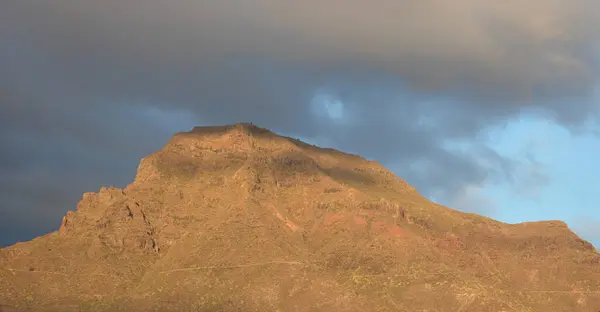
[1,123,599,312]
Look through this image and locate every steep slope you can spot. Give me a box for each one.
[1,123,599,312]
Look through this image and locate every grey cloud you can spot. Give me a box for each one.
[3,1,599,105]
[1,1,599,245]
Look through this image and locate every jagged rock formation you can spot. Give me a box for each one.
[1,123,599,312]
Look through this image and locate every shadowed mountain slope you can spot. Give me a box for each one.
[1,123,599,312]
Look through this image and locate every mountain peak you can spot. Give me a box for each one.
[182,122,272,140]
[1,125,598,311]
[133,124,412,192]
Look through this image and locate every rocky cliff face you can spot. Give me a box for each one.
[1,123,599,312]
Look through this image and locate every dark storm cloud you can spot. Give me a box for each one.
[1,1,599,245]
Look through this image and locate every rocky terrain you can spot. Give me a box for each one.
[1,123,599,311]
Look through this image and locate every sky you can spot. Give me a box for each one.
[1,1,600,247]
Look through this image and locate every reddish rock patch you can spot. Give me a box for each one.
[388,225,405,237]
[323,213,345,226]
[353,216,367,226]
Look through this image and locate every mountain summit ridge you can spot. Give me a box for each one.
[1,123,599,312]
